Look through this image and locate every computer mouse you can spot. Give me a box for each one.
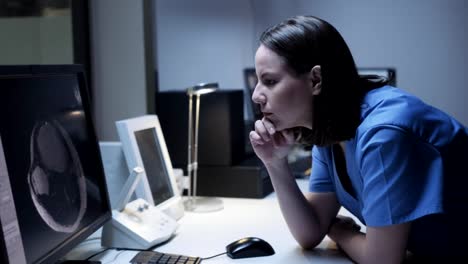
[226,237,275,259]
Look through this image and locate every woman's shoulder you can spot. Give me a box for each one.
[357,85,467,146]
[358,86,423,130]
[360,86,423,119]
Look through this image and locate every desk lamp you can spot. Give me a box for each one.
[184,82,224,212]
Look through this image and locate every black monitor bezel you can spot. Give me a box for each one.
[357,67,397,86]
[243,68,262,121]
[0,64,111,264]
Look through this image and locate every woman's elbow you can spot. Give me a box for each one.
[295,235,324,250]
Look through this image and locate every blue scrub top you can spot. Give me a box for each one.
[309,86,468,256]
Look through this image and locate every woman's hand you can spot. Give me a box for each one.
[249,118,296,165]
[328,215,362,240]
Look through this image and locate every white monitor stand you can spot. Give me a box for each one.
[101,167,178,249]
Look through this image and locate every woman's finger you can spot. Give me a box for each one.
[249,131,264,145]
[280,129,296,144]
[261,117,276,135]
[272,128,296,147]
[254,120,271,142]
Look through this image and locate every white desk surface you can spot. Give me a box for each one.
[66,179,363,263]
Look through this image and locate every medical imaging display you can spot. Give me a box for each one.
[28,120,87,233]
[134,128,174,205]
[0,73,109,263]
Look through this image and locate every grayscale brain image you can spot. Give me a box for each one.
[28,120,87,233]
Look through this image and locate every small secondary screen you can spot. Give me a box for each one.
[134,128,174,205]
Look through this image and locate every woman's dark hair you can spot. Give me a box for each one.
[260,15,387,146]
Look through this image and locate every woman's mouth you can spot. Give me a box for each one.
[262,113,276,124]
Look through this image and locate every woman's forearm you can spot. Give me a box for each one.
[328,222,366,263]
[328,220,409,264]
[265,158,328,248]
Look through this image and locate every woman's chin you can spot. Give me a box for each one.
[266,118,296,131]
[274,124,290,132]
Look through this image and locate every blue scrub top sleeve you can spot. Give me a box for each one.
[357,126,444,226]
[309,146,335,193]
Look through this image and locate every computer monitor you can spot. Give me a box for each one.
[243,68,261,121]
[115,115,184,220]
[0,65,111,264]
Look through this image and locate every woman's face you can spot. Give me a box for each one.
[252,45,314,131]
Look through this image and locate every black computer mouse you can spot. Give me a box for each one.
[226,237,275,259]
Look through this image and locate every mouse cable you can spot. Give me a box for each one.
[201,252,227,260]
[84,247,112,260]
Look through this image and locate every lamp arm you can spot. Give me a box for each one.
[187,93,193,198]
[193,94,201,198]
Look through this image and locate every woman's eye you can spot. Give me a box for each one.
[263,79,277,86]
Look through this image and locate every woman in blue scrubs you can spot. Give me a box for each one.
[249,15,468,263]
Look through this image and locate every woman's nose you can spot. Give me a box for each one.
[251,85,264,105]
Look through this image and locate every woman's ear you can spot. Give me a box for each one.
[309,65,322,95]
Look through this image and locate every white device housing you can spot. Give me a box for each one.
[101,198,178,249]
[101,167,178,249]
[99,141,132,210]
[115,115,184,220]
